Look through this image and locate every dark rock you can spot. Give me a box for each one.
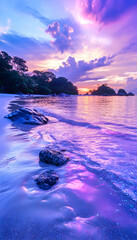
[34,170,58,190]
[58,93,69,97]
[91,84,116,96]
[117,89,128,96]
[39,148,69,166]
[4,108,49,125]
[127,92,134,96]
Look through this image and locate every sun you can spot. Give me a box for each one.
[78,88,91,94]
[77,14,93,25]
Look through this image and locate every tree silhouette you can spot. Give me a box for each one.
[12,57,28,74]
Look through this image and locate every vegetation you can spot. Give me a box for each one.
[0,51,78,95]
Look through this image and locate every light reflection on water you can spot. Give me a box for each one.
[0,95,137,239]
[24,95,137,197]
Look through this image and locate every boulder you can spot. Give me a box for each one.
[127,92,134,96]
[4,108,49,125]
[34,170,58,190]
[117,89,127,96]
[39,148,69,166]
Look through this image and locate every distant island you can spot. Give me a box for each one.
[89,84,134,96]
[0,51,78,95]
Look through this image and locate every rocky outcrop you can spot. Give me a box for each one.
[91,84,135,96]
[117,89,128,96]
[91,84,116,96]
[34,170,58,190]
[4,108,49,125]
[117,89,134,96]
[127,92,134,96]
[39,148,69,166]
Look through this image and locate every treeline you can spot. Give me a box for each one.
[0,51,78,95]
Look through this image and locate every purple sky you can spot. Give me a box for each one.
[0,0,137,92]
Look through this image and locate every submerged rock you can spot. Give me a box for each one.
[34,170,58,190]
[39,148,69,166]
[4,108,49,125]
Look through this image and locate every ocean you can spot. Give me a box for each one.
[0,94,137,240]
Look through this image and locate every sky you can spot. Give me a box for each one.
[0,0,137,93]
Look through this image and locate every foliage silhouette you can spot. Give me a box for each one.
[0,51,78,95]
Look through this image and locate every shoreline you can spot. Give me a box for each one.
[0,94,137,239]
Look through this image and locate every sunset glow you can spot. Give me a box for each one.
[0,0,137,93]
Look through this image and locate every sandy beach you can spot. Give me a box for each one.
[0,94,137,240]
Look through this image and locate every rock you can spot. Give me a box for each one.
[4,108,49,125]
[34,170,59,190]
[117,89,128,96]
[91,84,116,96]
[127,92,134,96]
[58,93,70,97]
[39,148,69,166]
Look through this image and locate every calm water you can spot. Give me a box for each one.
[0,95,137,240]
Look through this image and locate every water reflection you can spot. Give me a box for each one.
[1,95,137,239]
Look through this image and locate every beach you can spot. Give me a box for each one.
[0,94,137,240]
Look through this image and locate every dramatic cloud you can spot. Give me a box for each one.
[78,0,137,24]
[46,22,74,53]
[17,4,82,53]
[50,55,114,82]
[20,5,80,31]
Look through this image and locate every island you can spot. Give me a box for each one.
[90,84,134,96]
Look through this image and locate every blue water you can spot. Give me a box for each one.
[0,95,137,240]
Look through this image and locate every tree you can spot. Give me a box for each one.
[0,50,78,95]
[50,77,78,95]
[0,70,36,94]
[12,57,28,74]
[0,51,12,72]
[31,71,55,94]
[33,71,55,82]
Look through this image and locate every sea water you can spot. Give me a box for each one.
[0,95,137,240]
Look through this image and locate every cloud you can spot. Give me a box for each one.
[46,22,73,53]
[50,55,114,82]
[78,0,137,24]
[119,42,137,54]
[0,19,11,35]
[0,33,54,60]
[17,5,82,53]
[20,5,79,31]
[21,6,52,26]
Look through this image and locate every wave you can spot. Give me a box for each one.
[39,110,101,129]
